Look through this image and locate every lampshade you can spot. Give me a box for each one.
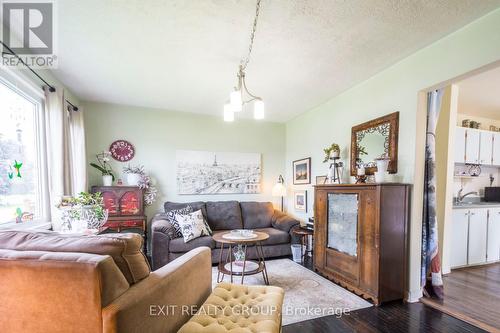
[272,182,286,197]
[223,103,234,122]
[230,90,242,112]
[254,99,265,120]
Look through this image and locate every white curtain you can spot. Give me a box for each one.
[44,87,87,214]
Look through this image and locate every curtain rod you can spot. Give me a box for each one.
[0,40,79,111]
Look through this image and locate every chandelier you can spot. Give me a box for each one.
[224,0,264,122]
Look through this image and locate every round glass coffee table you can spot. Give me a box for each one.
[213,231,269,285]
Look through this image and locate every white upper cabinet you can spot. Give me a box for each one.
[465,129,480,164]
[493,133,500,166]
[479,131,493,165]
[454,127,466,164]
[487,208,500,263]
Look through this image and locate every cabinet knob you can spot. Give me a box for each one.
[471,212,475,215]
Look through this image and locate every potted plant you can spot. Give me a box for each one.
[57,192,108,232]
[123,164,158,206]
[90,151,115,186]
[323,143,341,162]
[123,164,144,186]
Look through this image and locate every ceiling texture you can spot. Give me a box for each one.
[49,0,500,122]
[458,66,500,120]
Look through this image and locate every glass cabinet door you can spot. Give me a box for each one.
[327,193,359,257]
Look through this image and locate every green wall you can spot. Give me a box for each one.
[83,102,286,218]
[285,8,500,301]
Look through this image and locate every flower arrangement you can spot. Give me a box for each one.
[90,151,115,181]
[323,143,341,162]
[123,165,158,206]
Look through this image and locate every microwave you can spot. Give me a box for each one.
[484,187,500,202]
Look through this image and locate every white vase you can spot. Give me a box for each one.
[126,173,142,186]
[376,159,389,173]
[102,175,113,186]
[331,150,340,158]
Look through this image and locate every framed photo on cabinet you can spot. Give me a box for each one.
[293,157,311,185]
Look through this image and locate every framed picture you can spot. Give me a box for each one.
[293,157,311,185]
[294,190,308,212]
[316,175,327,185]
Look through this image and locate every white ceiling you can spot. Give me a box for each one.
[458,66,500,120]
[48,0,500,122]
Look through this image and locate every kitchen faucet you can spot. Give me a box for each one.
[456,188,479,203]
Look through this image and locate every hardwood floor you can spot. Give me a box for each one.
[421,263,500,333]
[283,301,486,333]
[282,256,487,333]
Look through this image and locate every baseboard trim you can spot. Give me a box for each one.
[406,289,423,303]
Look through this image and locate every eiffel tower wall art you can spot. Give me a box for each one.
[176,150,261,195]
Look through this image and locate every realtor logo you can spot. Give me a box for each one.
[1,0,57,68]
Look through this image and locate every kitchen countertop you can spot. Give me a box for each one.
[453,201,500,209]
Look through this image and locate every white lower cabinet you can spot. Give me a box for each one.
[468,209,488,265]
[487,208,500,262]
[451,207,500,268]
[451,210,469,268]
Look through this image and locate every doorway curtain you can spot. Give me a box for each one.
[421,89,444,299]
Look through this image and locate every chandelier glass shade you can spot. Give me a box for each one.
[224,0,264,122]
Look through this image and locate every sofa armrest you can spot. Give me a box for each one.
[271,210,300,233]
[102,247,212,333]
[151,213,176,270]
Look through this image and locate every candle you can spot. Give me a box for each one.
[357,166,365,176]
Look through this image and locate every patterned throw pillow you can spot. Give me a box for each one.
[166,206,193,238]
[176,209,212,243]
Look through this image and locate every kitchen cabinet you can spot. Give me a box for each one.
[465,129,480,164]
[487,208,500,262]
[451,209,469,267]
[493,133,500,166]
[468,209,488,265]
[479,131,493,165]
[454,127,466,164]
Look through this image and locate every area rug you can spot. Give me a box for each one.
[211,258,372,325]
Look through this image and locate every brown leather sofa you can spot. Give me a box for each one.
[151,201,300,270]
[0,230,212,333]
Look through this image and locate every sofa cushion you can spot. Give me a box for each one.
[0,231,150,284]
[177,210,212,243]
[169,236,215,253]
[240,202,274,229]
[206,201,243,230]
[0,249,129,307]
[253,228,290,245]
[164,201,207,219]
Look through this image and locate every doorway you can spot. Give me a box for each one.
[420,65,500,332]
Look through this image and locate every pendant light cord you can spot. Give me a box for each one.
[240,0,261,71]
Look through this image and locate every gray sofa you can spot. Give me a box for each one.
[151,201,300,270]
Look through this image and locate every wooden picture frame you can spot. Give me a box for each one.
[293,157,311,185]
[316,175,327,185]
[294,190,307,212]
[350,112,399,176]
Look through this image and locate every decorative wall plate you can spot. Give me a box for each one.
[109,140,135,162]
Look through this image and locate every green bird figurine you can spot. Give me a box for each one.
[13,160,22,178]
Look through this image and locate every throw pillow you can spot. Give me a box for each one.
[177,209,211,243]
[166,206,193,238]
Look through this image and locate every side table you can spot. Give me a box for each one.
[292,227,314,263]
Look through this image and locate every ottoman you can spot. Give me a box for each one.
[178,282,284,333]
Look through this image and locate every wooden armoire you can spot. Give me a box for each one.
[314,183,411,305]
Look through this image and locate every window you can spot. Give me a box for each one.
[0,76,46,224]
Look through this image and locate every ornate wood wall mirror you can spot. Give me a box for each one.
[350,112,399,176]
